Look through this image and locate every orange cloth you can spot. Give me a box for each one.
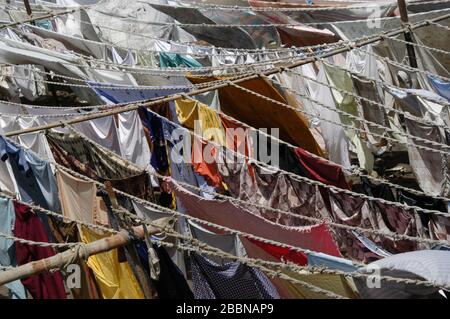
[188,76,324,156]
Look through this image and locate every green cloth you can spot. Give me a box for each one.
[324,62,374,172]
[159,52,202,68]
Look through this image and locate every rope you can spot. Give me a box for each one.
[49,130,450,247]
[178,94,450,202]
[230,79,450,156]
[284,68,449,129]
[109,196,450,291]
[384,33,450,57]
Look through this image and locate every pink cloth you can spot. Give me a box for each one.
[171,181,341,257]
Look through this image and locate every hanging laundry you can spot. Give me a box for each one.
[141,243,194,299]
[328,189,429,262]
[188,219,247,263]
[0,198,27,299]
[46,218,102,299]
[351,74,391,153]
[73,116,123,156]
[170,180,341,257]
[79,226,145,299]
[218,158,330,227]
[293,147,350,190]
[323,62,374,172]
[188,76,324,156]
[55,168,144,299]
[46,130,143,180]
[404,116,450,197]
[13,202,67,299]
[240,237,358,299]
[87,82,188,105]
[117,111,152,170]
[307,252,358,273]
[428,74,450,101]
[159,52,202,68]
[308,63,351,167]
[190,252,280,299]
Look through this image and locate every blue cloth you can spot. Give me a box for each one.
[428,74,450,101]
[35,20,53,31]
[0,136,29,172]
[139,108,170,173]
[190,252,280,299]
[0,137,57,240]
[0,198,27,299]
[24,151,61,213]
[86,82,188,105]
[159,52,202,68]
[307,252,357,273]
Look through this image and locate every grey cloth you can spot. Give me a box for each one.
[355,250,450,299]
[351,73,390,153]
[404,116,450,197]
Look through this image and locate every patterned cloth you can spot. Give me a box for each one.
[46,131,142,180]
[190,252,280,299]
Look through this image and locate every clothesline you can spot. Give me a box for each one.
[384,32,450,57]
[356,45,450,83]
[283,69,448,129]
[5,63,450,172]
[3,16,450,213]
[2,78,447,205]
[25,5,450,53]
[6,129,447,260]
[177,94,450,202]
[95,0,396,12]
[1,176,448,293]
[21,18,338,56]
[59,117,450,227]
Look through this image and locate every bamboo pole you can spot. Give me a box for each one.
[0,217,173,287]
[4,11,450,139]
[0,8,79,31]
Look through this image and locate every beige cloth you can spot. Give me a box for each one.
[56,168,109,226]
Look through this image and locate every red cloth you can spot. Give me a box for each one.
[13,202,67,299]
[191,137,223,189]
[246,238,308,266]
[294,147,350,190]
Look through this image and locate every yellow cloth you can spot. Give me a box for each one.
[79,226,145,299]
[175,98,226,145]
[281,270,358,299]
[188,76,324,156]
[56,169,144,299]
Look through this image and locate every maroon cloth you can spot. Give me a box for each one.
[294,148,350,190]
[13,202,67,299]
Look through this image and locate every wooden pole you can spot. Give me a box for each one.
[397,0,418,68]
[22,0,33,17]
[0,217,173,287]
